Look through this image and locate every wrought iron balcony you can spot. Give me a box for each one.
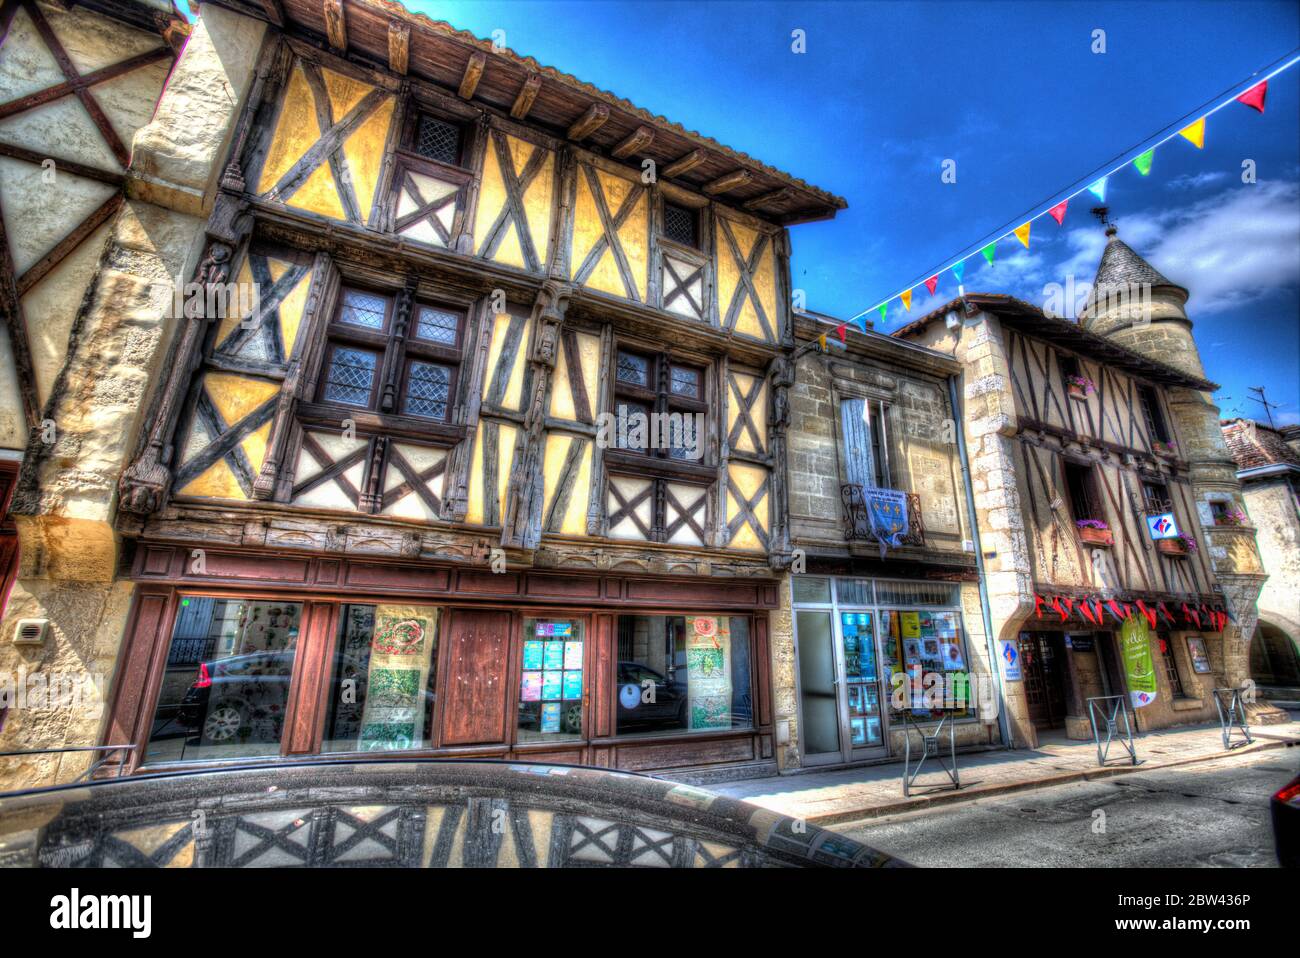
[841,484,925,547]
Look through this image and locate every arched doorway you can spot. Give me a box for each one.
[1250,621,1300,692]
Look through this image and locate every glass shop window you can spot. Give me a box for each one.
[614,615,753,736]
[517,618,585,743]
[146,598,302,763]
[879,609,971,719]
[321,603,439,753]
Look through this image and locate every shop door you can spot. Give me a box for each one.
[439,609,512,746]
[1095,632,1127,702]
[794,609,888,765]
[1018,631,1068,729]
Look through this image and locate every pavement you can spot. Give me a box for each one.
[836,749,1296,867]
[708,717,1300,826]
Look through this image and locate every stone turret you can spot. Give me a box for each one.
[1080,224,1285,723]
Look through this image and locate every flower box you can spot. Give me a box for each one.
[1078,526,1113,547]
[1152,440,1177,457]
[1156,538,1188,557]
[1065,376,1096,401]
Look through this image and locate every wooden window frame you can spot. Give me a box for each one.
[1157,633,1186,698]
[610,347,710,467]
[404,110,468,169]
[1062,460,1102,524]
[839,396,892,491]
[1137,384,1172,445]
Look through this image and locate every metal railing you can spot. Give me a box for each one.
[1086,695,1139,767]
[840,485,925,547]
[1212,687,1253,750]
[0,745,137,786]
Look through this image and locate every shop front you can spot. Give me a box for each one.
[105,543,779,781]
[789,575,994,767]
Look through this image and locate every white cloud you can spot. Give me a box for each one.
[1164,170,1229,191]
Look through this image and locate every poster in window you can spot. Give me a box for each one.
[1186,635,1212,673]
[940,638,966,670]
[521,671,542,701]
[541,702,561,732]
[920,637,945,673]
[686,615,732,729]
[562,669,583,700]
[358,604,437,751]
[522,640,544,670]
[563,641,583,670]
[543,641,564,670]
[541,670,562,700]
[901,612,921,639]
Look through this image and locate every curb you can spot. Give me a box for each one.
[800,734,1299,828]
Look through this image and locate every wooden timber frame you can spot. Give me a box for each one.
[105,541,778,777]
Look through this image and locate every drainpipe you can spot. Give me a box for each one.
[949,372,1012,748]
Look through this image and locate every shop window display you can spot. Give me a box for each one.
[614,615,752,735]
[322,604,439,752]
[146,598,303,763]
[880,610,970,719]
[518,619,585,743]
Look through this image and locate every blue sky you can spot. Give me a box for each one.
[407,0,1300,425]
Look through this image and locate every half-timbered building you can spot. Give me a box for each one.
[897,226,1285,747]
[1,0,850,786]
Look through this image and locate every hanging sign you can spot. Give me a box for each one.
[1146,513,1179,540]
[1121,615,1158,709]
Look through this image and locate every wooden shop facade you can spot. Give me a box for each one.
[104,0,845,780]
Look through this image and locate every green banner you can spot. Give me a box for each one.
[1121,615,1158,708]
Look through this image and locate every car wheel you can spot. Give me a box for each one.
[202,703,243,744]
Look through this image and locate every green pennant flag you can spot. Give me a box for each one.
[878,303,887,323]
[1133,148,1154,176]
[981,242,997,266]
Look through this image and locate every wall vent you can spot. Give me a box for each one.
[13,618,49,647]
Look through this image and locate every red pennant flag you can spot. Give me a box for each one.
[924,275,939,296]
[1136,600,1157,630]
[1047,200,1068,225]
[1079,600,1097,626]
[1034,594,1044,619]
[1237,80,1267,113]
[1093,599,1106,624]
[1123,603,1133,621]
[1051,595,1067,622]
[1183,603,1200,628]
[1061,597,1075,620]
[835,323,847,344]
[1106,599,1126,624]
[1157,602,1176,627]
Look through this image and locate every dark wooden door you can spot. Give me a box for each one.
[439,609,512,746]
[1019,631,1068,729]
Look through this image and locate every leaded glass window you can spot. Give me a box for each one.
[323,346,378,406]
[403,361,452,421]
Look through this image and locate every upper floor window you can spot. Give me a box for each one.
[1141,479,1170,514]
[411,113,464,167]
[662,202,700,249]
[1137,384,1172,445]
[318,288,464,424]
[613,348,708,461]
[1063,461,1101,523]
[840,397,890,489]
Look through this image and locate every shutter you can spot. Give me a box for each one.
[840,398,876,489]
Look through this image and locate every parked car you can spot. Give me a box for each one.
[1271,771,1300,867]
[177,649,298,745]
[616,661,688,731]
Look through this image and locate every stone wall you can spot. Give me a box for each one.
[1241,477,1300,646]
[0,5,267,788]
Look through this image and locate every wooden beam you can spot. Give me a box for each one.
[566,103,609,142]
[0,141,125,187]
[387,20,409,75]
[610,125,654,160]
[702,169,752,195]
[17,192,122,296]
[323,0,346,51]
[0,207,39,429]
[0,46,172,121]
[458,51,486,100]
[743,187,793,211]
[662,149,705,179]
[258,0,286,27]
[510,73,542,120]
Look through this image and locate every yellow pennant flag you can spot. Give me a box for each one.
[1178,117,1205,149]
[900,289,912,311]
[817,333,827,350]
[1014,222,1031,248]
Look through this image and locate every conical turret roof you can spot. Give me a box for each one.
[1085,229,1186,310]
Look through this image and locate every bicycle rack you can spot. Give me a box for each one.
[1086,695,1138,767]
[1212,687,1253,750]
[901,709,959,797]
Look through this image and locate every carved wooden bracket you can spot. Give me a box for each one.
[501,279,574,549]
[766,353,796,569]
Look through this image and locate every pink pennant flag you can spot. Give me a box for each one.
[924,275,939,296]
[1237,80,1267,113]
[1048,200,1068,225]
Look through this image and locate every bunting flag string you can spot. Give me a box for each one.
[816,50,1299,345]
